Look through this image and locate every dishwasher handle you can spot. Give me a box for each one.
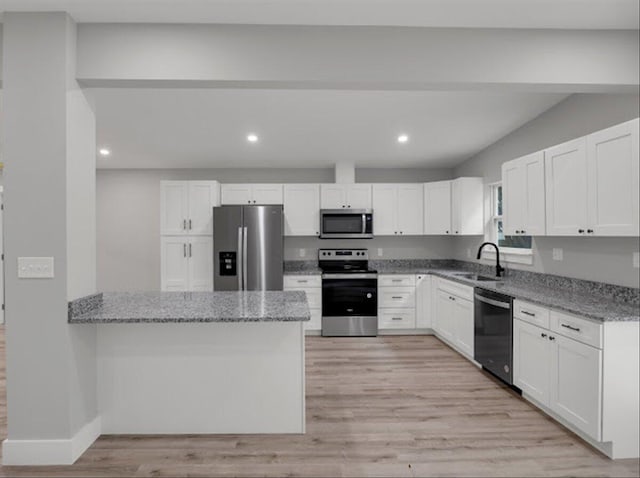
[474,294,511,310]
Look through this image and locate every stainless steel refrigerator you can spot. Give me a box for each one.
[213,205,284,291]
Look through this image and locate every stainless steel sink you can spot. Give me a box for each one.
[453,272,502,282]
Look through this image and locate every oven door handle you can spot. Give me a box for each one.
[474,294,511,310]
[322,273,378,279]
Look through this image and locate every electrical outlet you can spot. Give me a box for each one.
[552,248,563,261]
[298,248,306,258]
[633,252,639,269]
[18,257,55,278]
[466,248,471,258]
[377,248,383,257]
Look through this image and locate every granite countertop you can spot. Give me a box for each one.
[417,269,638,323]
[283,261,639,322]
[69,291,311,324]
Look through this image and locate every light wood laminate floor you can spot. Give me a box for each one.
[0,327,638,477]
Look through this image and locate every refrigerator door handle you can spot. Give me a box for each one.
[242,226,248,291]
[237,226,244,290]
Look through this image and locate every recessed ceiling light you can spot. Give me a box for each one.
[247,134,259,143]
[397,134,409,144]
[98,148,111,157]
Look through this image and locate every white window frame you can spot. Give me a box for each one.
[481,181,533,266]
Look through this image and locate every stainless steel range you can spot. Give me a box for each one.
[319,248,378,337]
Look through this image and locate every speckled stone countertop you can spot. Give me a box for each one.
[283,259,639,322]
[427,270,639,323]
[69,291,311,324]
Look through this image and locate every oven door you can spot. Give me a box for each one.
[322,274,377,317]
[320,210,373,239]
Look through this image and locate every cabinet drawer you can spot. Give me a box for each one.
[514,300,550,329]
[379,275,416,287]
[550,310,602,349]
[284,275,321,288]
[379,308,416,329]
[379,287,416,308]
[437,278,473,302]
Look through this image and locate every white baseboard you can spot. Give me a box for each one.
[2,415,100,465]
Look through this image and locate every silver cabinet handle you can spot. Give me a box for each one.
[392,317,403,321]
[522,310,536,317]
[183,219,187,230]
[189,219,192,230]
[549,336,556,341]
[541,333,547,338]
[183,243,187,258]
[391,279,402,282]
[561,323,580,332]
[237,227,243,290]
[391,296,403,299]
[298,280,308,283]
[189,243,192,257]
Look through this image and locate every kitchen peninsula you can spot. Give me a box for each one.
[68,291,309,435]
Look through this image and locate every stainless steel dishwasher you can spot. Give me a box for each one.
[474,288,514,386]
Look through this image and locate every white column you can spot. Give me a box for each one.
[1,12,99,465]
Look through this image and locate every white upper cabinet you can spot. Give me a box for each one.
[586,118,639,236]
[424,178,482,235]
[221,184,283,205]
[283,184,320,236]
[188,182,220,235]
[161,181,219,235]
[372,184,424,236]
[423,181,452,235]
[451,177,484,235]
[545,138,589,236]
[320,184,372,209]
[502,151,546,236]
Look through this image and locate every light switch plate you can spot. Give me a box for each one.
[377,248,383,257]
[18,257,54,278]
[298,248,306,258]
[552,248,563,261]
[633,252,639,269]
[466,248,471,258]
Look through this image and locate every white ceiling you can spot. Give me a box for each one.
[0,0,638,29]
[93,88,568,169]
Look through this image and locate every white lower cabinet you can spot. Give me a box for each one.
[284,275,322,333]
[161,236,213,292]
[378,275,416,330]
[513,318,552,405]
[433,278,474,359]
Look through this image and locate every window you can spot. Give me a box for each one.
[489,183,532,251]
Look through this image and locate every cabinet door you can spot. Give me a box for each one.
[251,184,284,205]
[587,118,639,236]
[545,138,588,236]
[522,152,546,235]
[513,318,551,406]
[550,335,602,440]
[320,184,347,209]
[221,184,253,205]
[347,184,372,209]
[306,308,322,332]
[434,289,455,343]
[161,236,188,291]
[397,184,424,235]
[284,184,320,236]
[160,181,188,235]
[453,296,474,358]
[372,184,397,235]
[188,181,218,235]
[451,178,483,235]
[424,181,452,235]
[187,236,213,292]
[502,159,525,235]
[415,275,432,329]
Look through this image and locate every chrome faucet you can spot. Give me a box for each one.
[476,242,505,278]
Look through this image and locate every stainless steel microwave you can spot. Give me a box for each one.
[320,209,374,239]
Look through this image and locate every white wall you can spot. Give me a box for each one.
[454,93,640,288]
[96,167,454,291]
